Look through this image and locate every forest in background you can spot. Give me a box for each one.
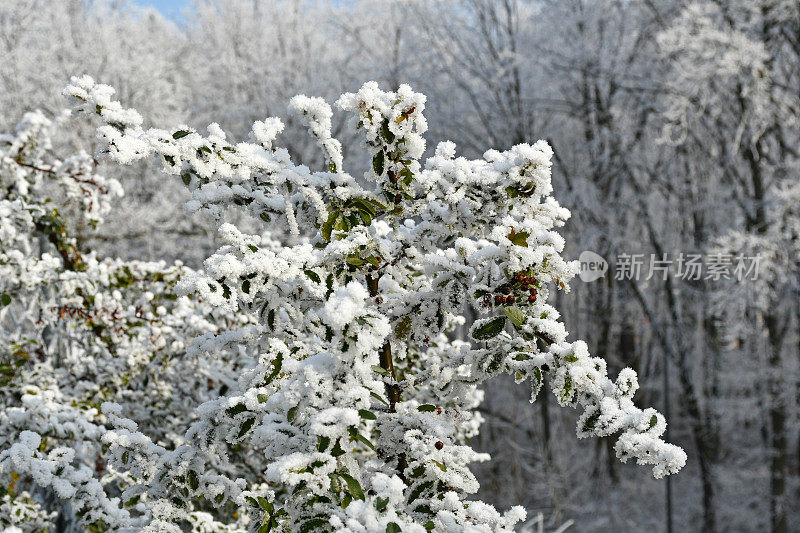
[2,0,798,530]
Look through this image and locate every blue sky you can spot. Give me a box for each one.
[134,0,191,17]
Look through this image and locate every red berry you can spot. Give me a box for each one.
[435,441,444,450]
[500,285,511,295]
[506,295,515,305]
[375,297,383,304]
[528,294,536,303]
[494,295,503,305]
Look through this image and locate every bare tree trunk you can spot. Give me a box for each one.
[766,312,788,533]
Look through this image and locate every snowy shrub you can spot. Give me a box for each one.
[0,77,685,532]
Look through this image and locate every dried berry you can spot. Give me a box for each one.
[435,441,444,450]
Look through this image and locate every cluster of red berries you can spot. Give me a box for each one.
[480,272,538,307]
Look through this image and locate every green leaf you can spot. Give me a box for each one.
[287,404,299,422]
[472,316,506,340]
[509,230,530,247]
[560,374,573,404]
[380,120,395,143]
[531,367,543,401]
[371,365,391,376]
[300,518,329,533]
[341,493,353,508]
[317,436,330,452]
[582,411,600,433]
[257,497,274,513]
[241,280,250,294]
[503,305,526,328]
[370,392,389,406]
[408,480,433,503]
[238,417,255,438]
[248,245,259,252]
[424,521,435,531]
[338,472,365,501]
[358,409,377,420]
[226,404,247,417]
[326,273,334,297]
[304,270,321,284]
[348,427,376,451]
[265,352,283,384]
[331,439,345,457]
[355,198,377,216]
[375,497,389,512]
[386,523,402,533]
[366,198,387,211]
[373,150,385,176]
[417,404,436,412]
[321,209,338,241]
[395,316,413,339]
[181,173,191,186]
[172,130,191,139]
[649,415,658,429]
[187,470,199,491]
[0,294,10,306]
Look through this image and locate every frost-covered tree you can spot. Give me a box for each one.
[658,2,800,530]
[0,109,254,529]
[3,75,683,532]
